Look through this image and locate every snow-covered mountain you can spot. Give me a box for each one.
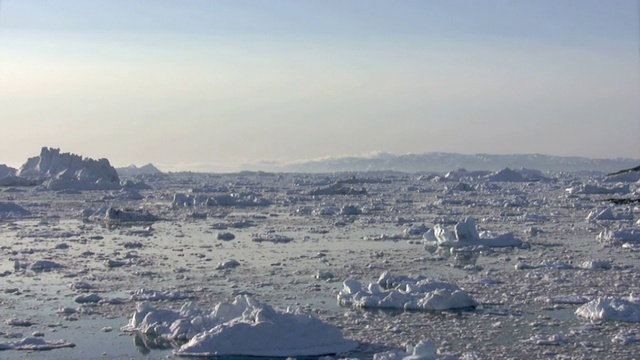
[116,163,163,176]
[278,152,640,173]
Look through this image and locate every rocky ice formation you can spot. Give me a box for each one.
[122,295,357,357]
[0,164,16,179]
[423,217,522,248]
[12,147,120,190]
[606,165,640,182]
[338,271,477,311]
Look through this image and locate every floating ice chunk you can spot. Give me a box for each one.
[597,229,640,246]
[575,295,640,322]
[105,207,158,223]
[130,288,193,302]
[216,232,235,241]
[252,233,293,243]
[423,217,522,248]
[529,333,567,346]
[373,340,456,360]
[578,259,612,270]
[338,271,477,311]
[612,329,640,344]
[515,260,573,270]
[75,294,102,304]
[28,260,63,272]
[5,318,34,327]
[122,295,357,357]
[0,337,75,351]
[340,204,361,216]
[215,260,240,270]
[566,184,630,195]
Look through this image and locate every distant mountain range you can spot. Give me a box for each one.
[257,152,640,173]
[116,163,163,176]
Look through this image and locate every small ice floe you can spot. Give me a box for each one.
[585,207,631,222]
[309,183,367,196]
[528,333,567,346]
[5,318,34,327]
[251,233,293,243]
[216,232,235,241]
[27,260,63,272]
[215,260,240,270]
[363,233,407,241]
[122,295,357,357]
[566,184,630,195]
[75,294,102,304]
[338,271,477,311]
[612,329,640,345]
[373,340,457,360]
[577,259,612,270]
[340,204,361,216]
[575,294,640,322]
[130,288,193,302]
[104,207,158,223]
[597,229,640,246]
[423,217,522,248]
[0,337,75,351]
[537,295,591,305]
[515,260,573,270]
[315,270,334,281]
[0,202,31,219]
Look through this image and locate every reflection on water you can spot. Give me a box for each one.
[132,332,182,354]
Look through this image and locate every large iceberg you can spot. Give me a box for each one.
[122,295,357,357]
[16,147,120,190]
[338,271,477,311]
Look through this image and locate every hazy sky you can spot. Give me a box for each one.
[1,1,639,171]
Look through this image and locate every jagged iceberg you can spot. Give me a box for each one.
[423,217,522,248]
[122,295,357,357]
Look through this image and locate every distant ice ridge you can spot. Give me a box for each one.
[423,217,522,248]
[8,147,120,190]
[338,271,477,311]
[0,202,31,219]
[575,295,640,322]
[122,295,357,357]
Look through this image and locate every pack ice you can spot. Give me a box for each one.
[122,295,358,357]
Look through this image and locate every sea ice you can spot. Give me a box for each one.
[338,271,477,311]
[122,295,357,357]
[575,295,640,322]
[0,337,75,351]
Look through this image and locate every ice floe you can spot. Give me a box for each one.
[122,295,357,357]
[423,217,522,248]
[338,271,477,311]
[575,295,640,322]
[373,340,457,360]
[0,337,75,351]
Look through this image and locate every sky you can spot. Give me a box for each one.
[1,0,639,172]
